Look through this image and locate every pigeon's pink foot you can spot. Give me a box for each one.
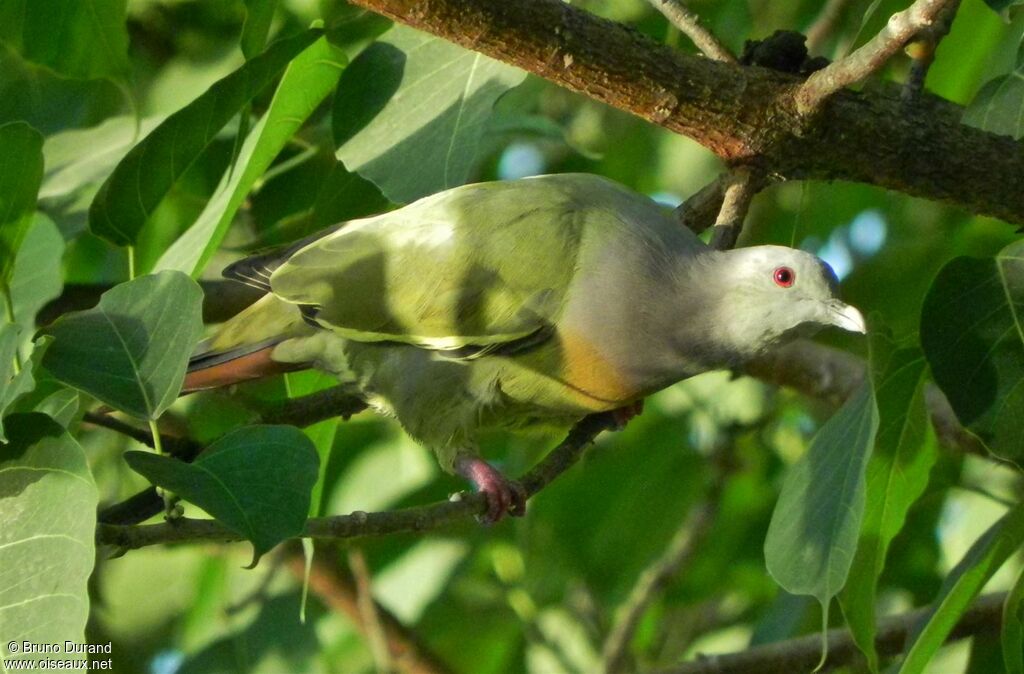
[455,456,527,524]
[611,399,645,429]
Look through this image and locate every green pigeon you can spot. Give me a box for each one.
[185,173,865,521]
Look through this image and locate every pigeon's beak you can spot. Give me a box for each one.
[826,301,867,334]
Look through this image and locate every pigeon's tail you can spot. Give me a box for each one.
[182,294,313,393]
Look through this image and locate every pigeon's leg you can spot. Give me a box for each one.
[611,399,645,429]
[454,455,527,523]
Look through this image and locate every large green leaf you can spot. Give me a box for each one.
[40,271,203,420]
[899,503,1024,674]
[1,213,65,336]
[155,35,347,276]
[840,341,937,672]
[920,239,1024,463]
[0,122,44,290]
[334,24,526,203]
[764,381,879,654]
[87,29,321,246]
[124,425,319,565]
[0,414,96,657]
[1005,565,1024,674]
[0,0,129,80]
[242,0,280,60]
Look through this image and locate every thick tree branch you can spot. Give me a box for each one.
[645,0,736,63]
[347,0,1024,225]
[656,592,1006,674]
[796,0,957,113]
[96,414,614,549]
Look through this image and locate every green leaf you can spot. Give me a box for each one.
[87,29,321,247]
[764,381,879,661]
[981,0,1024,15]
[0,414,97,654]
[963,67,1024,139]
[0,0,129,80]
[154,35,347,276]
[0,122,44,289]
[40,271,204,420]
[840,340,937,673]
[32,388,80,428]
[1,213,65,336]
[242,0,279,60]
[334,24,527,203]
[1005,566,1024,674]
[920,239,1024,463]
[0,329,48,442]
[124,425,320,565]
[899,503,1024,674]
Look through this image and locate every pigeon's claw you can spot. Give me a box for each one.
[611,399,645,429]
[455,456,527,524]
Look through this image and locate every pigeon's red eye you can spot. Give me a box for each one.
[773,266,795,288]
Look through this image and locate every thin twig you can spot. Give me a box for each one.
[901,0,960,101]
[796,0,957,114]
[654,592,1007,674]
[285,547,455,674]
[710,169,761,250]
[805,0,854,53]
[646,0,737,63]
[602,454,729,674]
[96,414,614,549]
[83,411,156,448]
[348,548,395,674]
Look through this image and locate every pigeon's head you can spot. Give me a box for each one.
[710,245,866,358]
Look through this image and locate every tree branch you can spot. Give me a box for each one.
[285,547,454,674]
[645,0,736,63]
[901,0,960,101]
[347,0,1024,225]
[796,0,958,113]
[95,413,614,550]
[805,0,854,53]
[709,168,762,250]
[654,592,1006,674]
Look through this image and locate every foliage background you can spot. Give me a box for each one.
[2,0,1024,673]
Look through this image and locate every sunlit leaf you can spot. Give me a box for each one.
[921,239,1024,463]
[841,339,937,673]
[0,122,44,289]
[41,271,203,420]
[0,0,129,80]
[0,414,96,654]
[124,425,319,565]
[154,35,347,276]
[765,381,879,659]
[334,24,526,203]
[88,29,321,246]
[899,503,1024,674]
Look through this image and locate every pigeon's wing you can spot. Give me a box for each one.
[262,177,601,354]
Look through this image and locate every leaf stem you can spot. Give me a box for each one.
[148,418,163,455]
[2,282,22,375]
[127,246,137,280]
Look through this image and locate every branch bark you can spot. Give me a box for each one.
[347,0,1024,225]
[655,592,1006,674]
[797,0,958,113]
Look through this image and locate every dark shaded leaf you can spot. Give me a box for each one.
[88,29,321,246]
[41,271,203,420]
[920,239,1024,463]
[124,425,319,564]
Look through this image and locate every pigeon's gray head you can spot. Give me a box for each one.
[706,245,865,360]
